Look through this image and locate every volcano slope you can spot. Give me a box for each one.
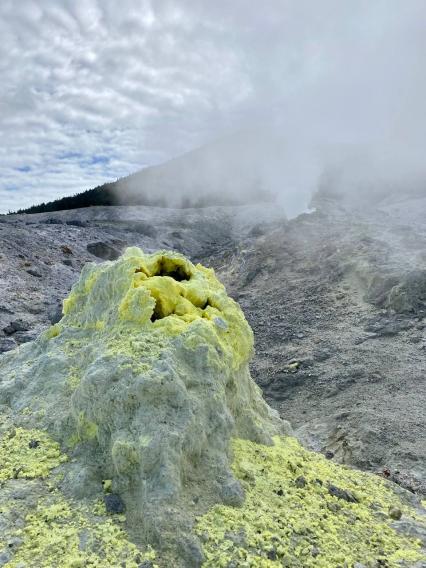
[0,247,425,567]
[0,193,425,501]
[214,197,426,497]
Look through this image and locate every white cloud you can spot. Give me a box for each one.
[0,0,425,213]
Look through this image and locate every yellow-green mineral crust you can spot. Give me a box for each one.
[0,427,156,567]
[2,497,157,568]
[0,248,425,567]
[60,247,253,369]
[196,437,426,567]
[0,427,66,481]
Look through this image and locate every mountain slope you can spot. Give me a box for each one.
[15,133,276,214]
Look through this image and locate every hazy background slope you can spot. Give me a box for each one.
[14,131,287,216]
[14,124,426,220]
[1,190,426,495]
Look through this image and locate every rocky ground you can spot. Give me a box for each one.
[0,194,425,497]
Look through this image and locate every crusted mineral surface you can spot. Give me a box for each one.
[0,247,286,566]
[0,247,425,567]
[197,437,426,567]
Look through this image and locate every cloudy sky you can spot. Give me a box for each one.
[1,0,425,213]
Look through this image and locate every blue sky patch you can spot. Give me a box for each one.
[90,155,110,165]
[58,151,84,161]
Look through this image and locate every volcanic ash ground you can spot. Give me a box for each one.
[0,247,425,567]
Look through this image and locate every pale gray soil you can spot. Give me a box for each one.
[0,196,425,495]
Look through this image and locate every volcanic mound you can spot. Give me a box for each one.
[0,248,425,567]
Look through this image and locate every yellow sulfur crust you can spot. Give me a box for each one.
[0,427,66,481]
[196,436,425,567]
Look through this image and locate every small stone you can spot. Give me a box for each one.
[48,303,63,324]
[0,337,17,353]
[353,563,367,568]
[104,494,125,514]
[28,439,40,449]
[26,268,42,277]
[61,245,73,255]
[267,549,277,560]
[220,480,245,506]
[3,319,30,335]
[328,484,358,503]
[325,450,334,460]
[389,507,402,520]
[138,561,153,568]
[224,529,246,546]
[87,242,121,261]
[7,537,23,549]
[295,476,307,488]
[177,536,204,567]
[287,361,300,372]
[311,546,320,557]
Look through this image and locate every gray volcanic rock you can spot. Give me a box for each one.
[3,319,30,335]
[0,337,16,353]
[86,241,123,260]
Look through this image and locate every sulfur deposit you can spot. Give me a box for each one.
[0,247,286,566]
[0,247,425,567]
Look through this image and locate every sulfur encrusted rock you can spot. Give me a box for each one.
[0,247,287,566]
[0,247,425,567]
